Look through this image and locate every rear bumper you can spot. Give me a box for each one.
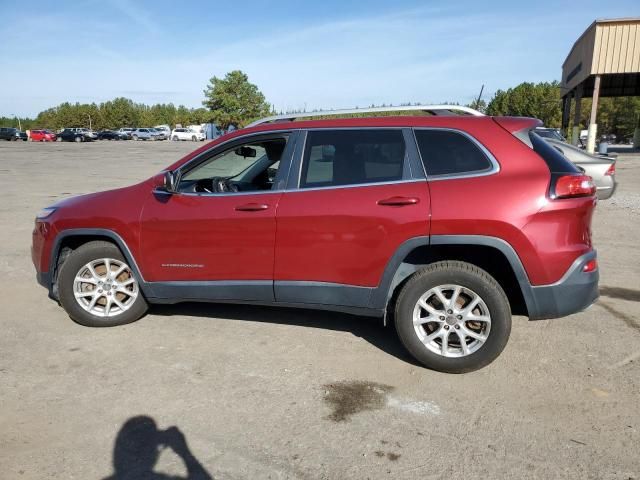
[527,251,599,320]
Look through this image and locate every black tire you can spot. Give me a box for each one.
[191,135,197,142]
[172,136,179,141]
[57,241,148,327]
[394,261,511,373]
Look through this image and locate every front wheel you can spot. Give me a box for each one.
[394,261,511,373]
[132,135,139,141]
[191,136,197,142]
[57,241,148,327]
[74,136,82,143]
[172,136,179,141]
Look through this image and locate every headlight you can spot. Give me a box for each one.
[36,207,57,219]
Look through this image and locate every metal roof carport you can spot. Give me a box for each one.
[561,18,640,152]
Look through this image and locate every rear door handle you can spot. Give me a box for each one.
[235,203,269,211]
[377,196,420,206]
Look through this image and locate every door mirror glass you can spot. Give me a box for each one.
[163,171,177,193]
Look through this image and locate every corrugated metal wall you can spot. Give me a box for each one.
[593,21,640,74]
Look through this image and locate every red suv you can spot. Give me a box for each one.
[32,107,599,372]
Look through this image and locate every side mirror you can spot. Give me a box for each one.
[163,171,177,193]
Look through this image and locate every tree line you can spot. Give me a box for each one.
[2,72,638,139]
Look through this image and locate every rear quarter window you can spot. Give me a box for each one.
[414,129,493,177]
[528,131,580,174]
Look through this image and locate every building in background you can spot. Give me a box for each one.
[561,18,640,152]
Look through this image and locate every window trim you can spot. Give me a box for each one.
[412,127,500,181]
[295,127,413,191]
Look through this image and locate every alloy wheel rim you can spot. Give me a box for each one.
[412,284,491,358]
[73,258,138,317]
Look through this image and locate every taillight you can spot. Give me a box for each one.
[583,259,597,273]
[605,163,615,176]
[552,174,596,199]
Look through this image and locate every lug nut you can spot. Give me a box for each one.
[439,316,445,321]
[444,325,449,330]
[455,325,460,329]
[457,315,462,320]
[98,289,103,293]
[447,309,453,314]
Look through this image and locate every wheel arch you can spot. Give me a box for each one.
[375,235,538,321]
[48,229,148,299]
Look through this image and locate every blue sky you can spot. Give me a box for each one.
[1,0,638,117]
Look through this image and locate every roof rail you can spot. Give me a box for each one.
[246,104,485,128]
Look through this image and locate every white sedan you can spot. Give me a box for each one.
[171,128,205,142]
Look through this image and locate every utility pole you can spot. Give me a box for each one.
[88,114,92,130]
[474,84,485,111]
[12,114,21,131]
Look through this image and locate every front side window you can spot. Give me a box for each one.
[414,129,493,177]
[300,129,405,188]
[177,135,288,194]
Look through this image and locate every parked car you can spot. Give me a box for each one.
[32,106,600,373]
[96,130,129,141]
[545,138,617,199]
[56,128,94,142]
[130,128,161,141]
[534,127,566,142]
[149,128,166,141]
[116,128,135,139]
[154,125,171,138]
[171,127,204,142]
[0,127,28,141]
[29,130,57,142]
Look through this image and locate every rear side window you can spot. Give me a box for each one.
[529,131,580,173]
[300,129,405,188]
[414,129,493,177]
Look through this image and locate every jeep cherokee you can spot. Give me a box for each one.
[32,106,599,373]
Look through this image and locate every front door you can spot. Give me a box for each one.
[139,132,295,301]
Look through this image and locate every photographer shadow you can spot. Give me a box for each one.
[103,416,212,480]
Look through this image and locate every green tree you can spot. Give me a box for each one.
[486,81,562,126]
[202,70,271,128]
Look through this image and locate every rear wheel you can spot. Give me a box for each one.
[74,136,82,143]
[394,261,511,373]
[191,135,197,142]
[58,241,148,327]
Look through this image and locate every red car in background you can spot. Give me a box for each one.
[30,130,57,142]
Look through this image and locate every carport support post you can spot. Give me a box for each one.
[572,85,583,146]
[586,75,601,154]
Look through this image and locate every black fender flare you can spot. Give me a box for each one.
[371,235,538,318]
[47,228,151,297]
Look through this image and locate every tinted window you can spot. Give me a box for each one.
[414,129,492,176]
[300,129,405,188]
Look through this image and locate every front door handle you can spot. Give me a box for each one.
[235,203,269,211]
[377,196,420,206]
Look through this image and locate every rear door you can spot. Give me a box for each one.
[273,128,430,306]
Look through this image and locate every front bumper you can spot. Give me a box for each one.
[528,251,599,320]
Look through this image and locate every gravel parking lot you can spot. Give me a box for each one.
[1,140,639,479]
